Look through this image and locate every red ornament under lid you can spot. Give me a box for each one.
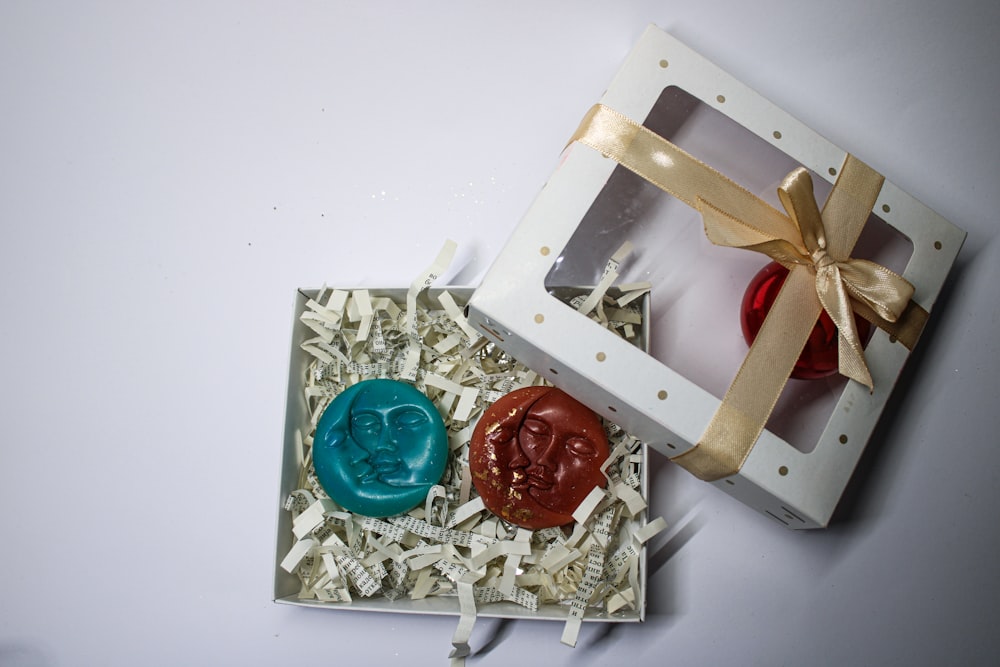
[740,261,872,380]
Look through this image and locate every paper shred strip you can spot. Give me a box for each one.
[406,239,458,340]
[470,532,532,569]
[571,486,607,526]
[325,289,349,317]
[348,289,374,342]
[612,481,647,516]
[361,517,408,544]
[576,241,633,316]
[539,543,582,573]
[437,290,482,344]
[452,387,479,423]
[634,516,668,544]
[446,496,484,528]
[615,282,652,307]
[449,581,476,667]
[423,484,448,527]
[411,568,437,600]
[291,498,337,539]
[606,588,635,614]
[390,515,484,549]
[280,536,317,573]
[560,542,607,648]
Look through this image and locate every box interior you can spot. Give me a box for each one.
[275,287,650,622]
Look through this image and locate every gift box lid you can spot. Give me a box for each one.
[466,25,965,529]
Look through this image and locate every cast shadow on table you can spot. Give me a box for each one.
[561,512,705,661]
[0,641,54,667]
[471,241,974,661]
[470,506,704,662]
[472,618,516,658]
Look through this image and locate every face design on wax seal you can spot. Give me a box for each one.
[469,386,609,529]
[312,378,448,518]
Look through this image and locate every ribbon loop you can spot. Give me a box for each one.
[778,168,826,258]
[815,263,872,387]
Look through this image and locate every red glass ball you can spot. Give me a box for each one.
[740,262,872,380]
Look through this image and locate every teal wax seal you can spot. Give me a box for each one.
[313,378,448,518]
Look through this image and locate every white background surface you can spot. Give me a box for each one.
[2,2,998,666]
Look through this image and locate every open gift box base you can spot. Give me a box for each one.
[275,286,652,627]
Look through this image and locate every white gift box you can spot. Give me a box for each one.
[274,286,652,626]
[466,26,965,529]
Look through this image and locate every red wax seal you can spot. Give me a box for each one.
[469,387,609,529]
[740,261,872,380]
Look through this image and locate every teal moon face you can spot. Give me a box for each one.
[313,379,448,518]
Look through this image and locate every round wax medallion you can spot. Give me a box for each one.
[740,261,872,380]
[312,378,448,518]
[469,386,609,530]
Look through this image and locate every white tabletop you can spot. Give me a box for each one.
[2,2,998,666]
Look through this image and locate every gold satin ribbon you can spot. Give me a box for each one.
[570,104,926,480]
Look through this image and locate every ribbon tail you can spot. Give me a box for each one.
[816,265,874,390]
[838,331,873,392]
[838,259,915,323]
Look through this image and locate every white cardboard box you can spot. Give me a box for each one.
[275,286,651,623]
[466,26,965,529]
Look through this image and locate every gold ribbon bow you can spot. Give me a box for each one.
[570,104,926,480]
[702,166,915,389]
